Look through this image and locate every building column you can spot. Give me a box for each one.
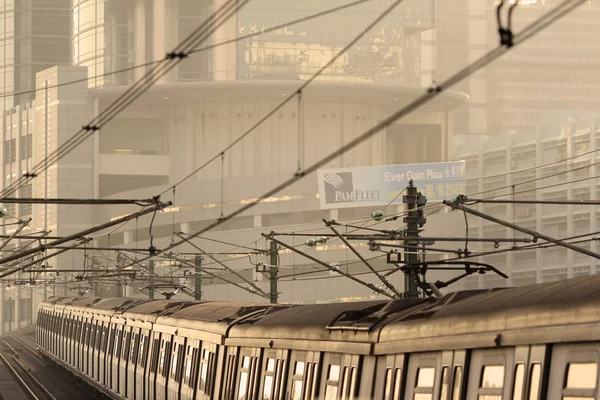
[591,118,599,275]
[566,122,574,279]
[153,0,177,83]
[505,137,514,287]
[135,0,149,81]
[213,0,237,80]
[535,125,543,284]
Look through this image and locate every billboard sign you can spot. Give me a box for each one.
[317,161,465,209]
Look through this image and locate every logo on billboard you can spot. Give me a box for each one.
[323,172,354,204]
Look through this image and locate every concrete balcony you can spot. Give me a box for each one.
[98,152,170,176]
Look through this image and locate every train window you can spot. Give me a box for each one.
[304,363,314,400]
[200,349,211,392]
[238,356,251,400]
[394,368,402,400]
[312,363,320,400]
[452,367,462,400]
[262,358,276,399]
[159,339,169,376]
[340,367,350,400]
[114,328,122,357]
[414,367,435,400]
[277,358,288,399]
[122,329,131,360]
[349,367,357,400]
[565,363,597,389]
[224,355,236,397]
[325,364,341,400]
[95,323,102,350]
[528,364,541,400]
[90,322,97,349]
[440,367,449,400]
[101,326,109,352]
[291,361,305,400]
[513,364,525,400]
[384,369,393,400]
[478,365,504,400]
[183,345,194,386]
[108,326,117,358]
[171,343,182,381]
[129,333,139,363]
[138,334,147,366]
[150,339,160,373]
[207,351,216,393]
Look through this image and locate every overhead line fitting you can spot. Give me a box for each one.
[497,0,519,47]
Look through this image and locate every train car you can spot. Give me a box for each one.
[36,275,600,400]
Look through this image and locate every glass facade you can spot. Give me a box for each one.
[177,0,212,81]
[72,0,135,87]
[70,0,435,87]
[0,0,70,110]
[236,0,433,84]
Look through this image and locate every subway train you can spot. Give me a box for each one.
[37,274,600,400]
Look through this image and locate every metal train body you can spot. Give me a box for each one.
[37,275,600,399]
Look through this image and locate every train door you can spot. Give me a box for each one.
[48,310,55,354]
[510,345,548,400]
[437,350,468,400]
[82,317,92,374]
[198,341,219,399]
[376,353,405,400]
[234,347,262,400]
[73,315,80,369]
[146,331,162,400]
[135,329,151,400]
[403,351,443,400]
[78,317,88,372]
[99,322,109,386]
[119,326,132,396]
[465,347,515,400]
[215,345,236,400]
[127,327,141,399]
[317,352,361,400]
[180,338,201,400]
[284,350,321,400]
[167,335,186,400]
[87,320,97,376]
[111,324,123,392]
[155,333,174,400]
[65,310,75,365]
[546,343,600,400]
[258,348,288,400]
[106,322,116,388]
[58,311,65,361]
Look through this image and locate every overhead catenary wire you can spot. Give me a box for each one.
[121,0,586,280]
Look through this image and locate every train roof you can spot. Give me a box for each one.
[39,275,600,351]
[376,275,600,352]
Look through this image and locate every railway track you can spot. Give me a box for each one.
[0,348,42,400]
[0,335,92,400]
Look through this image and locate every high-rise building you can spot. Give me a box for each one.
[0,0,71,110]
[443,0,600,290]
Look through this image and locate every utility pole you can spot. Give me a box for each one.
[194,255,202,301]
[403,180,427,298]
[149,260,155,300]
[269,240,278,304]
